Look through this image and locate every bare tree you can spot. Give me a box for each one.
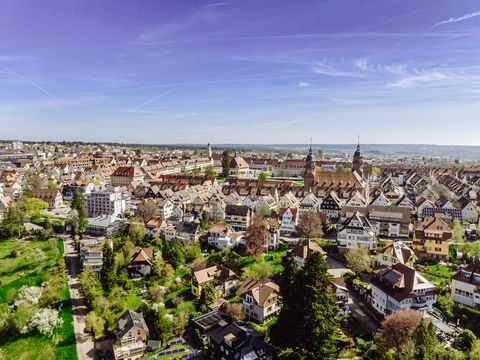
[244,214,269,257]
[376,310,422,353]
[136,200,157,222]
[296,211,323,240]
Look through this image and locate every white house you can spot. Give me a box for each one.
[278,208,298,236]
[461,201,479,224]
[375,241,416,268]
[336,211,375,250]
[451,261,480,308]
[370,192,390,206]
[371,263,437,316]
[345,191,367,208]
[156,198,174,219]
[236,278,281,324]
[277,191,299,211]
[299,192,320,214]
[207,224,244,249]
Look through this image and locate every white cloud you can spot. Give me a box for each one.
[385,70,451,88]
[297,81,311,87]
[433,11,480,27]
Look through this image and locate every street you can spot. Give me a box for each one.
[63,237,96,360]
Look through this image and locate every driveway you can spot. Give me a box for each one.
[326,255,352,278]
[63,237,96,360]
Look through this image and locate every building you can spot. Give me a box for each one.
[30,188,63,209]
[278,207,298,236]
[229,153,252,178]
[461,200,479,224]
[320,191,342,220]
[236,278,281,324]
[375,241,416,268]
[191,264,238,297]
[113,309,149,360]
[86,188,126,217]
[207,321,273,360]
[111,166,144,187]
[128,248,154,279]
[336,211,375,250]
[87,215,128,236]
[370,263,437,316]
[413,217,452,261]
[79,238,111,273]
[289,239,326,268]
[207,224,244,249]
[225,205,252,231]
[451,261,480,308]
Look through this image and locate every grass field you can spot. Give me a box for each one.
[0,238,77,360]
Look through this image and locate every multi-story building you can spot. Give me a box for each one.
[225,205,252,231]
[86,188,125,217]
[30,188,64,209]
[236,278,281,324]
[207,224,244,249]
[113,310,149,360]
[375,241,416,268]
[413,217,452,261]
[278,207,298,236]
[110,166,144,187]
[336,211,375,250]
[79,238,111,273]
[370,263,437,316]
[451,261,480,308]
[191,264,238,298]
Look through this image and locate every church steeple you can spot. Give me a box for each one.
[353,136,363,175]
[304,139,316,189]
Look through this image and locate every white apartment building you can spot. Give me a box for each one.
[451,262,480,308]
[336,211,375,250]
[86,188,126,217]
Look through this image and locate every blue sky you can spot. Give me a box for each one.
[1,0,480,145]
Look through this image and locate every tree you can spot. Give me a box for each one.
[71,189,87,235]
[204,165,216,178]
[471,340,480,360]
[345,246,371,274]
[225,303,245,321]
[128,222,146,244]
[458,329,477,351]
[413,320,436,360]
[23,198,48,216]
[100,243,116,292]
[136,200,157,222]
[29,308,63,336]
[221,150,231,177]
[452,219,464,243]
[258,172,268,181]
[0,203,25,239]
[152,255,174,278]
[162,240,185,268]
[270,252,338,358]
[296,211,324,240]
[26,174,43,190]
[243,214,269,257]
[85,311,105,337]
[197,282,216,312]
[376,310,422,353]
[79,270,103,309]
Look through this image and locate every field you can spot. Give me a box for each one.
[0,238,77,360]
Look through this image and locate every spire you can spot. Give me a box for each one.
[306,138,313,162]
[354,136,361,157]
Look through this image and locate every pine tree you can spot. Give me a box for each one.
[413,320,436,360]
[197,282,216,313]
[271,252,339,359]
[100,243,116,292]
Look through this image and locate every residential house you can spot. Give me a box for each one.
[460,200,479,224]
[329,278,351,316]
[255,194,277,214]
[128,248,154,279]
[191,264,238,298]
[229,154,252,178]
[278,207,298,236]
[345,191,367,208]
[79,238,111,273]
[225,205,252,232]
[320,191,342,220]
[451,261,480,308]
[370,192,390,206]
[370,263,437,316]
[237,278,281,324]
[299,192,320,214]
[413,217,452,261]
[113,310,149,360]
[207,224,244,249]
[289,239,326,268]
[375,241,416,268]
[266,218,280,250]
[176,222,200,242]
[336,211,375,250]
[277,191,299,211]
[207,321,273,360]
[30,188,63,209]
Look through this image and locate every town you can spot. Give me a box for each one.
[1,139,480,359]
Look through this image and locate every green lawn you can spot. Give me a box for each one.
[241,248,288,274]
[0,238,77,360]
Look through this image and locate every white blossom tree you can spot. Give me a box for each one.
[29,308,63,336]
[14,286,43,307]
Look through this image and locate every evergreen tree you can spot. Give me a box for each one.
[100,243,116,292]
[197,282,216,313]
[271,252,339,359]
[412,320,436,360]
[162,239,185,268]
[221,150,231,177]
[71,189,88,235]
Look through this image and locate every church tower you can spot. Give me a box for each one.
[352,139,363,176]
[303,144,316,189]
[207,143,213,164]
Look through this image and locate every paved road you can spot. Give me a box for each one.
[348,291,379,335]
[63,237,96,360]
[326,255,352,278]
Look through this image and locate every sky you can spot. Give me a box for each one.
[1,0,480,145]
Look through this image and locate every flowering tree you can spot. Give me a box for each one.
[29,308,63,336]
[14,286,43,307]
